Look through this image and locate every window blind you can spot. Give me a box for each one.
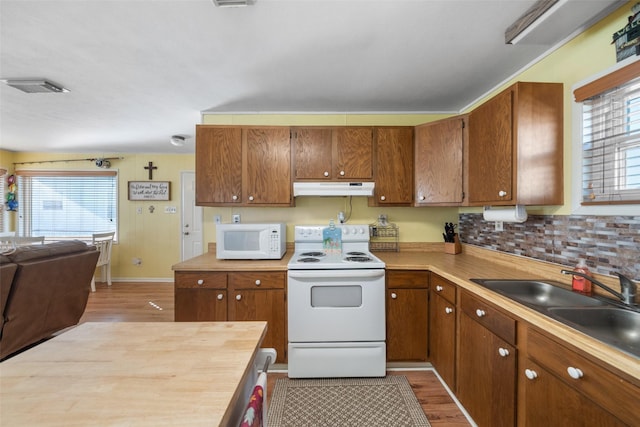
[581,76,640,205]
[16,170,118,239]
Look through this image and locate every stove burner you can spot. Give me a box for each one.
[297,257,321,263]
[301,251,325,257]
[344,256,373,262]
[346,251,366,256]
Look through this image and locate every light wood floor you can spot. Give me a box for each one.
[81,282,471,426]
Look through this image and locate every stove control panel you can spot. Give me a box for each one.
[294,225,370,242]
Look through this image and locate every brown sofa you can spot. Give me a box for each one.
[0,241,99,360]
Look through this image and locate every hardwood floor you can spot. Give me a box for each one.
[81,282,471,426]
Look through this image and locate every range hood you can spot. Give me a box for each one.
[293,182,375,197]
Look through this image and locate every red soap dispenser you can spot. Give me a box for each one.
[571,259,592,295]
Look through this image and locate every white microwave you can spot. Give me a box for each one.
[216,223,286,260]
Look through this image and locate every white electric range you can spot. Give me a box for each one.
[287,224,386,378]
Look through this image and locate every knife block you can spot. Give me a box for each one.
[444,235,461,255]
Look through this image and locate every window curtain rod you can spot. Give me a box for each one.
[13,157,123,166]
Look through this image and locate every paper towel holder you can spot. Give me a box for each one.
[482,205,528,223]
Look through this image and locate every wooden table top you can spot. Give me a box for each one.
[0,321,267,426]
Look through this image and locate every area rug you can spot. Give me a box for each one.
[267,376,431,427]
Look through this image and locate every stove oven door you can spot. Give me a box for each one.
[287,269,385,342]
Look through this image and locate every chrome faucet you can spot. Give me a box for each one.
[560,270,638,306]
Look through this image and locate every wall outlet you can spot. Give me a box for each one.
[214,215,221,224]
[495,221,504,232]
[136,207,142,215]
[132,257,142,265]
[232,214,241,223]
[164,206,177,214]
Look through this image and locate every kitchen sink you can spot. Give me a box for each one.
[470,279,606,308]
[547,307,640,357]
[471,278,639,358]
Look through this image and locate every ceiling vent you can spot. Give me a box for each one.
[1,79,69,93]
[212,0,255,7]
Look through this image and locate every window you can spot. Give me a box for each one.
[16,170,118,240]
[574,59,640,210]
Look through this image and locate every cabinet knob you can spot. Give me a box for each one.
[235,294,242,301]
[498,190,507,197]
[217,293,224,300]
[498,347,510,357]
[391,292,398,299]
[232,195,238,201]
[445,307,453,314]
[436,285,443,292]
[380,195,386,201]
[567,366,584,380]
[255,279,261,286]
[475,309,486,318]
[419,195,425,201]
[525,369,538,380]
[339,170,345,176]
[197,279,204,285]
[248,196,254,201]
[324,171,329,177]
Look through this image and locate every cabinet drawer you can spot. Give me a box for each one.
[229,272,285,289]
[431,273,456,303]
[175,272,227,289]
[527,328,639,426]
[460,291,516,345]
[386,270,429,289]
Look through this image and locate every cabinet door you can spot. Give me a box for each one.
[334,127,373,180]
[292,127,333,180]
[372,127,414,205]
[195,126,242,205]
[522,360,626,427]
[386,288,428,362]
[175,289,227,321]
[229,289,286,363]
[468,88,514,204]
[244,127,292,205]
[429,292,456,389]
[415,117,465,205]
[458,312,516,427]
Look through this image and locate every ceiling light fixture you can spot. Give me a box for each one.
[505,0,567,44]
[211,0,255,7]
[170,135,187,147]
[1,79,69,93]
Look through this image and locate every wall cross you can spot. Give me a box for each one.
[144,161,158,180]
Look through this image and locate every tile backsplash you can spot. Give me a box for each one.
[458,214,640,281]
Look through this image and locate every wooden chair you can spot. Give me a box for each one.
[13,236,45,246]
[91,232,114,292]
[0,234,44,253]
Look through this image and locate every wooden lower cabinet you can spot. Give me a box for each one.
[174,270,287,363]
[457,292,516,427]
[386,270,429,362]
[429,274,456,389]
[522,327,638,426]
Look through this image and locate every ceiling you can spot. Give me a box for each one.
[0,0,626,154]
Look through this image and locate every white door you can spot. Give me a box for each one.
[181,171,204,261]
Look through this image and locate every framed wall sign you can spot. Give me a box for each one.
[128,181,170,201]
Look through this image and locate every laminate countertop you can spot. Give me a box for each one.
[171,246,639,385]
[0,321,267,426]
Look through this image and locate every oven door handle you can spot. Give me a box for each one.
[288,269,385,279]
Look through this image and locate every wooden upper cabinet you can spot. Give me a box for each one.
[195,125,292,207]
[291,127,333,180]
[467,81,563,206]
[292,126,373,181]
[333,127,373,180]
[244,127,292,205]
[195,126,242,205]
[414,116,466,206]
[370,127,414,206]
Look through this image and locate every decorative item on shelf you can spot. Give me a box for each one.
[612,2,640,62]
[369,214,399,252]
[6,174,18,211]
[443,222,461,255]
